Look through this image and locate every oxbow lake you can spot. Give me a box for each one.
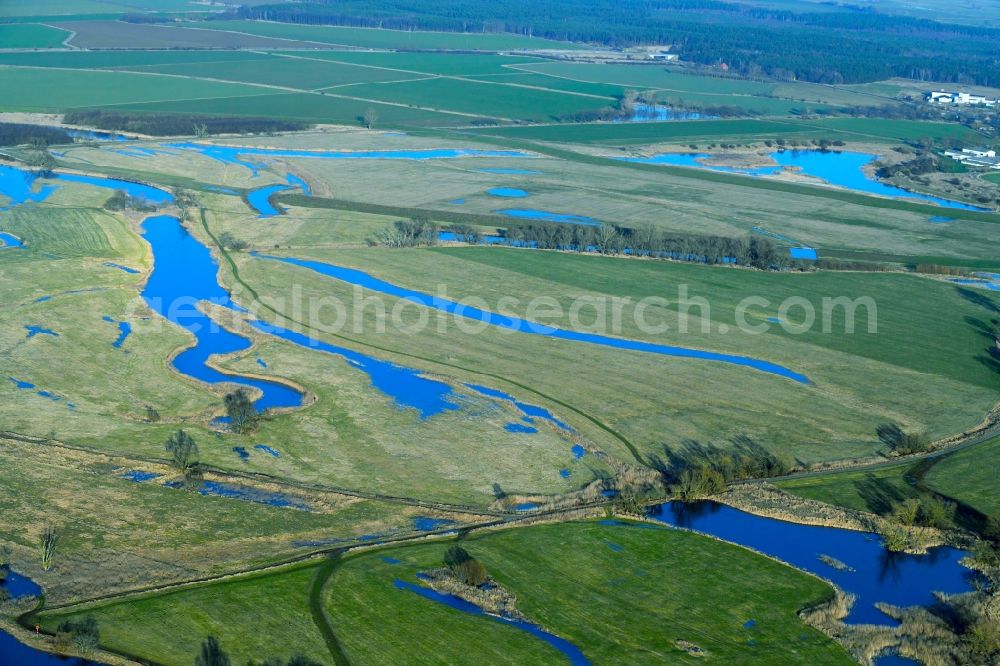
[649,501,976,625]
[624,150,987,211]
[254,254,811,384]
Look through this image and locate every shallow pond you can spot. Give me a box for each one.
[0,165,172,209]
[649,501,975,625]
[495,208,600,226]
[622,150,986,211]
[0,571,100,665]
[0,628,98,665]
[246,184,289,218]
[770,151,986,211]
[166,142,536,175]
[102,315,131,348]
[254,254,810,384]
[487,187,529,198]
[246,173,312,217]
[620,104,708,123]
[0,232,24,248]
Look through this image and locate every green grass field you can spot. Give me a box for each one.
[293,51,545,77]
[924,436,1000,520]
[775,462,920,516]
[983,172,1000,186]
[507,62,882,114]
[117,55,419,90]
[0,50,267,69]
[105,90,468,126]
[0,66,273,111]
[776,434,1000,530]
[39,521,851,665]
[38,563,333,665]
[226,233,997,469]
[0,0,212,16]
[0,23,71,48]
[54,19,329,49]
[340,77,611,121]
[325,521,850,664]
[468,117,982,145]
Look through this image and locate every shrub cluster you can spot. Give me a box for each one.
[444,545,488,587]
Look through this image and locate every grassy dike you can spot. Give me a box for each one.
[36,520,853,665]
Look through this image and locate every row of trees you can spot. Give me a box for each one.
[370,218,441,247]
[655,437,793,499]
[0,123,71,147]
[373,218,796,270]
[493,222,790,269]
[63,110,309,137]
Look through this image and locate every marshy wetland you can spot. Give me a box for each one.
[1,6,1000,663]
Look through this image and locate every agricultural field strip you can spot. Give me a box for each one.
[54,19,358,50]
[0,63,489,119]
[502,62,824,104]
[101,50,619,102]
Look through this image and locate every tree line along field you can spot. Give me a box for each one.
[35,521,852,665]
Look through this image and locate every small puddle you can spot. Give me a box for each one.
[0,232,23,249]
[102,262,140,274]
[102,315,131,348]
[495,209,599,226]
[25,325,58,339]
[487,187,529,198]
[254,444,280,457]
[166,142,536,175]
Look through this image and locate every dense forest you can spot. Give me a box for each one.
[63,111,311,137]
[0,123,71,147]
[225,0,1000,85]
